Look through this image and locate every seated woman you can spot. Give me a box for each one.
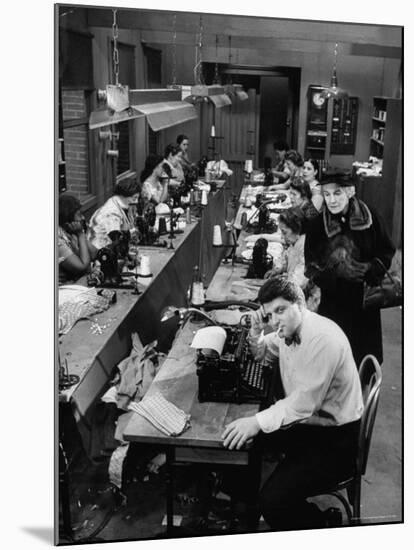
[289,176,320,220]
[140,154,169,205]
[302,157,323,211]
[264,207,320,311]
[88,177,140,250]
[58,194,97,284]
[176,134,191,170]
[271,139,290,184]
[269,149,303,191]
[163,144,185,183]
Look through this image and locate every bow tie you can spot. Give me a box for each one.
[284,332,301,347]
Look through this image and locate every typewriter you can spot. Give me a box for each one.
[196,323,274,405]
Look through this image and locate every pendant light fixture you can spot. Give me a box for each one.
[320,43,348,100]
[224,36,248,102]
[89,9,144,130]
[185,16,231,109]
[89,9,198,131]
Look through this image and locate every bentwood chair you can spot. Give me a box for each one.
[310,354,383,525]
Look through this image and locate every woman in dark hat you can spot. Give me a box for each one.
[304,173,395,365]
[58,194,97,284]
[88,176,140,249]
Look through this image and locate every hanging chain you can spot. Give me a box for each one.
[213,35,220,84]
[172,14,177,86]
[194,15,204,85]
[112,9,120,85]
[227,36,233,84]
[334,42,339,73]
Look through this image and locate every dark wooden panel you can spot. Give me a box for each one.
[86,9,402,47]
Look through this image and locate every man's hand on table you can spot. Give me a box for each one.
[222,416,261,450]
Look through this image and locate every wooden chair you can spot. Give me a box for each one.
[310,354,383,525]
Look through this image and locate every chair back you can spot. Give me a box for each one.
[356,355,382,476]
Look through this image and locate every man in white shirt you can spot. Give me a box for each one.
[221,275,363,530]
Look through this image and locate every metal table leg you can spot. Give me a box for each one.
[165,447,176,534]
[246,445,262,530]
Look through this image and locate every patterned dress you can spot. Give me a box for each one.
[88,196,134,250]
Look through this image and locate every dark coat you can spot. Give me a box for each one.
[304,199,395,365]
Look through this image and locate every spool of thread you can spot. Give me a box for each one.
[241,211,248,229]
[244,159,253,173]
[139,254,152,277]
[245,196,252,208]
[213,225,223,246]
[191,281,205,306]
[186,207,191,224]
[158,217,167,235]
[201,190,208,206]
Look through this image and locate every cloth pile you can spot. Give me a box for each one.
[101,333,162,411]
[58,285,115,335]
[129,391,191,437]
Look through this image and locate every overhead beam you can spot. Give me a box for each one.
[140,31,402,59]
[86,8,402,48]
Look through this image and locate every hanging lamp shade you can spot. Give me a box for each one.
[233,84,248,101]
[132,101,197,132]
[90,87,198,130]
[185,84,232,108]
[89,85,145,130]
[320,70,348,100]
[320,43,348,100]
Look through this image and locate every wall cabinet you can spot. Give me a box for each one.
[359,96,402,246]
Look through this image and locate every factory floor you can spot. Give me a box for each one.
[58,305,402,544]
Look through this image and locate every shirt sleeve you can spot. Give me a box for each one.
[248,310,280,364]
[255,335,339,432]
[58,240,74,264]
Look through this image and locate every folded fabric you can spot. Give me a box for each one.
[128,392,190,436]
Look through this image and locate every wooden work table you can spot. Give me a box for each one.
[123,319,259,450]
[58,182,239,456]
[122,317,262,534]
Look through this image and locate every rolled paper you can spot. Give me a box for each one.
[244,159,253,173]
[190,190,195,205]
[213,225,223,246]
[201,190,208,205]
[191,281,205,306]
[211,125,216,137]
[186,207,191,224]
[139,254,152,276]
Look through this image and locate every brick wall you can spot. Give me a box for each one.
[62,90,90,198]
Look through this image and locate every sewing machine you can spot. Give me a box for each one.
[135,201,168,247]
[87,230,138,289]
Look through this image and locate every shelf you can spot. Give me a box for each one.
[306,146,326,151]
[370,137,384,146]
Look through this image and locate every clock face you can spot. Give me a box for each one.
[312,92,326,108]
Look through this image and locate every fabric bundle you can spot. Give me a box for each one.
[129,392,191,436]
[101,335,161,411]
[58,286,115,335]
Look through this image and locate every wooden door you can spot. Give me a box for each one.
[211,89,260,192]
